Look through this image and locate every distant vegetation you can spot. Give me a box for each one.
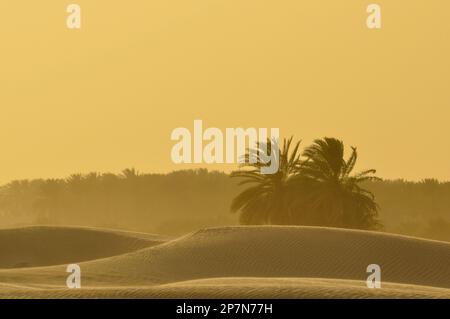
[0,169,237,235]
[0,167,449,241]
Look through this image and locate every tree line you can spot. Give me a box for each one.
[0,139,449,240]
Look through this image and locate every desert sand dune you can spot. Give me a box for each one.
[1,278,449,299]
[0,226,168,269]
[0,226,449,298]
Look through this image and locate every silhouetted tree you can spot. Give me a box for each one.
[230,137,302,224]
[230,137,381,230]
[294,137,381,229]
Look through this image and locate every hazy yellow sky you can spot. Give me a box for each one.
[0,1,449,183]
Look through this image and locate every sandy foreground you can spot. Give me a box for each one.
[0,225,449,299]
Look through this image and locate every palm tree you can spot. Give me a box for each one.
[230,137,302,225]
[295,137,380,229]
[121,168,140,179]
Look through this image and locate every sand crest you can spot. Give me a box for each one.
[1,226,449,298]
